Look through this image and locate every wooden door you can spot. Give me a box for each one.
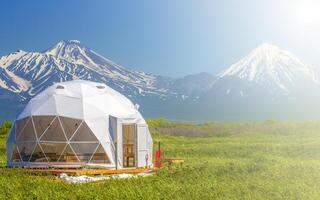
[122,124,136,167]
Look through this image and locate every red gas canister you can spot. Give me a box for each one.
[154,141,162,168]
[154,149,162,168]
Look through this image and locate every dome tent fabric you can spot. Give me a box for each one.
[6,80,153,169]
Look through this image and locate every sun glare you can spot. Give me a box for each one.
[292,0,320,30]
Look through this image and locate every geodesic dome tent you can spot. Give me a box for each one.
[6,80,153,169]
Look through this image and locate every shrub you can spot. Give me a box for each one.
[0,121,12,136]
[146,118,170,128]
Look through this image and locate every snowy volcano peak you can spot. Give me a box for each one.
[0,40,168,102]
[44,40,113,71]
[68,40,81,44]
[244,43,295,66]
[252,43,280,54]
[44,40,86,58]
[219,43,315,80]
[44,40,157,82]
[217,43,318,92]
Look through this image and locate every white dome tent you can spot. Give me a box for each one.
[6,80,153,169]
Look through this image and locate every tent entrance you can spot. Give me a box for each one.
[122,124,136,168]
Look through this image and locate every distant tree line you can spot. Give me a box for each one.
[0,121,12,136]
[146,118,170,128]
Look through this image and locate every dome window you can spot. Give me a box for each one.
[56,85,65,89]
[96,85,105,89]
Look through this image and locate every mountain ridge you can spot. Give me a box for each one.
[1,41,320,121]
[0,40,175,102]
[212,43,319,96]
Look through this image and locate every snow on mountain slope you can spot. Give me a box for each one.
[213,43,319,95]
[0,40,170,101]
[2,41,320,121]
[0,50,32,100]
[45,40,155,84]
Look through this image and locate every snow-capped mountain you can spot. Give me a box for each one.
[169,72,216,96]
[209,43,320,98]
[193,43,320,121]
[0,40,171,102]
[1,41,320,121]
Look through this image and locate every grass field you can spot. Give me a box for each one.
[1,119,320,199]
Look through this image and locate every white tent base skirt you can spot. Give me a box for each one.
[59,171,155,183]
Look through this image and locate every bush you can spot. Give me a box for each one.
[0,121,12,136]
[146,118,170,128]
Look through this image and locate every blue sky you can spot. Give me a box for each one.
[1,0,320,77]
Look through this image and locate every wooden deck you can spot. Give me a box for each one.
[27,168,154,175]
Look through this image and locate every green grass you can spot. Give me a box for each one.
[1,120,320,199]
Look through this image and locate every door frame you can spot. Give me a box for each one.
[121,123,137,168]
[110,116,140,169]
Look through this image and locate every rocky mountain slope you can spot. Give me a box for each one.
[210,43,320,98]
[0,40,174,102]
[1,41,320,121]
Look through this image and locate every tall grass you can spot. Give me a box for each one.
[0,119,320,199]
[148,118,320,137]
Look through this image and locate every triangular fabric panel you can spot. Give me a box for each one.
[82,101,106,119]
[70,122,99,142]
[32,96,58,116]
[33,116,55,139]
[17,143,36,162]
[29,144,47,162]
[10,145,21,162]
[7,124,16,145]
[70,143,99,162]
[40,117,67,142]
[15,117,30,141]
[59,117,82,140]
[40,143,67,162]
[85,118,109,144]
[17,104,33,120]
[55,96,84,119]
[58,145,79,162]
[16,117,37,142]
[90,144,111,164]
